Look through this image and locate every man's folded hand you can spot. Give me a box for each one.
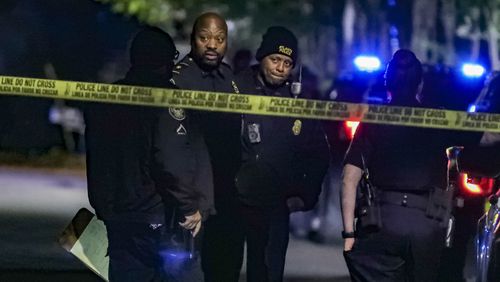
[179,210,202,237]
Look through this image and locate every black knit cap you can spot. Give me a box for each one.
[255,26,298,64]
[130,26,178,66]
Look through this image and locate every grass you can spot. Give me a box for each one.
[0,148,85,171]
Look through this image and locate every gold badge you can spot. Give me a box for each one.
[292,119,302,135]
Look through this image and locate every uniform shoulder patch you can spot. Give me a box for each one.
[172,58,192,76]
[231,80,240,94]
[173,64,184,72]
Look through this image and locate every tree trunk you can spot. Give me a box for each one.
[485,1,500,70]
[342,0,356,70]
[411,0,438,62]
[363,0,389,61]
[487,22,500,70]
[470,7,482,61]
[301,25,338,92]
[440,0,456,65]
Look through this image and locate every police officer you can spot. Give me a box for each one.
[170,12,243,282]
[234,26,330,282]
[341,49,481,282]
[85,27,205,282]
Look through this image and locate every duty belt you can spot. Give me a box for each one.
[377,190,429,211]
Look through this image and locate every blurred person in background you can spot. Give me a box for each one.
[231,48,252,75]
[289,66,333,243]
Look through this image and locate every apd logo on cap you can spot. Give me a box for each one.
[278,46,293,56]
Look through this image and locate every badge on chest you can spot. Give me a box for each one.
[169,108,187,135]
[247,123,261,143]
[292,119,302,136]
[169,108,186,121]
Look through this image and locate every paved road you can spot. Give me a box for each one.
[0,167,349,282]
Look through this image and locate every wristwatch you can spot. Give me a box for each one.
[341,231,356,239]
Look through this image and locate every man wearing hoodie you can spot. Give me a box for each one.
[85,26,210,281]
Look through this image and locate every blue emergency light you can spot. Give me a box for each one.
[461,63,486,78]
[354,55,381,72]
[467,104,477,113]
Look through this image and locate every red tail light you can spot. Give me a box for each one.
[459,173,495,196]
[344,121,360,140]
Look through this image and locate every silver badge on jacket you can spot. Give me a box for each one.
[248,123,261,143]
[169,108,186,121]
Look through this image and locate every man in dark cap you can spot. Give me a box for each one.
[170,12,243,282]
[234,26,330,282]
[85,26,208,281]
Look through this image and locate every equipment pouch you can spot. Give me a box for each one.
[358,203,382,231]
[425,187,454,228]
[356,154,382,231]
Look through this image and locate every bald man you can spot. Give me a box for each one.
[189,12,228,69]
[170,12,244,282]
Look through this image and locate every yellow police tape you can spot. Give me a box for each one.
[1,75,500,133]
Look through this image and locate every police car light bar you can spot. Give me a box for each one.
[461,63,486,78]
[354,56,381,72]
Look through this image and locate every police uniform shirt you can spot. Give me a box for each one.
[171,55,241,212]
[235,66,330,209]
[344,123,482,191]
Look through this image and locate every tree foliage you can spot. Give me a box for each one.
[95,0,322,33]
[95,0,500,73]
[95,0,175,25]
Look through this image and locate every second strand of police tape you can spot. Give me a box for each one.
[0,75,499,133]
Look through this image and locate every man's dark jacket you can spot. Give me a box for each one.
[85,67,210,223]
[234,66,330,209]
[171,55,241,214]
